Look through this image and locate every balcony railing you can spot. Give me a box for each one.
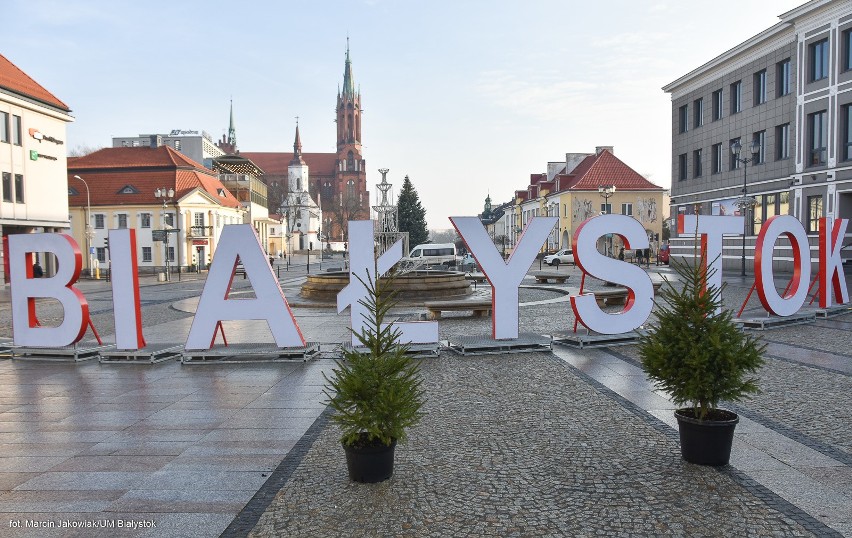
[188,225,213,238]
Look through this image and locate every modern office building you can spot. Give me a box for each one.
[113,129,225,169]
[664,0,852,269]
[0,53,74,282]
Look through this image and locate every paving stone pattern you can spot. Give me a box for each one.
[248,353,816,538]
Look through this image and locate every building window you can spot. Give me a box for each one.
[711,143,722,174]
[776,123,790,160]
[174,140,181,151]
[844,29,852,72]
[94,214,105,229]
[807,196,823,233]
[621,203,633,216]
[678,105,688,133]
[678,153,688,181]
[712,89,723,121]
[142,247,152,262]
[11,115,21,146]
[96,247,106,263]
[753,131,765,164]
[600,202,612,214]
[0,112,8,143]
[141,213,151,228]
[693,148,702,177]
[753,70,766,105]
[730,138,741,170]
[844,105,852,161]
[777,59,791,96]
[1,172,10,202]
[810,38,829,82]
[194,212,205,227]
[730,81,741,114]
[779,191,790,217]
[14,174,23,203]
[693,98,704,128]
[808,110,827,166]
[117,214,127,229]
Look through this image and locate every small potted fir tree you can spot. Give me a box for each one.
[323,272,425,483]
[638,249,765,466]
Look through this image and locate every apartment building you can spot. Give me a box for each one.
[664,0,852,269]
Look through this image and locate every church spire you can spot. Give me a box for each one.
[290,119,305,166]
[227,99,237,147]
[342,37,356,98]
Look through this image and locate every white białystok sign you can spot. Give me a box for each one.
[6,216,849,349]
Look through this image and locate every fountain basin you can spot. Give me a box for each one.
[301,270,473,302]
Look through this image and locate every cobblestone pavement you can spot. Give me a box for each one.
[248,352,820,537]
[0,260,850,537]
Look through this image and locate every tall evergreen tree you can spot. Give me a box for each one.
[397,175,429,247]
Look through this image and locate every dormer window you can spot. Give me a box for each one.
[117,185,139,194]
[217,188,226,197]
[68,187,79,196]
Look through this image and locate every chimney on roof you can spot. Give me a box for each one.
[596,146,614,155]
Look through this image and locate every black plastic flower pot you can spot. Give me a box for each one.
[674,408,739,466]
[342,438,396,483]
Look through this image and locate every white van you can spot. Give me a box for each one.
[404,243,458,267]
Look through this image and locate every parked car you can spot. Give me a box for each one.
[543,249,574,266]
[658,244,670,264]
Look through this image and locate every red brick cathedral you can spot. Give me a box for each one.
[238,42,369,242]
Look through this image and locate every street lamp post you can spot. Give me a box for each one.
[598,184,616,256]
[730,139,761,277]
[72,175,94,276]
[155,187,175,281]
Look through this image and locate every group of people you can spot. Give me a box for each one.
[617,247,652,267]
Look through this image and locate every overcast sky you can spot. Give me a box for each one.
[5,0,804,228]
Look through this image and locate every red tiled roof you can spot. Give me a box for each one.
[69,146,205,171]
[68,147,240,209]
[0,54,70,112]
[559,150,663,192]
[241,152,338,177]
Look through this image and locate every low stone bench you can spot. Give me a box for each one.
[593,288,629,306]
[465,272,488,283]
[592,281,663,307]
[531,271,569,284]
[424,300,492,320]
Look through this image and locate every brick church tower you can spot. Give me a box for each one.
[329,39,368,231]
[241,40,370,245]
